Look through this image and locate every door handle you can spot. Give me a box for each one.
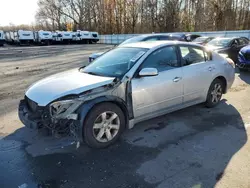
[173,77,182,82]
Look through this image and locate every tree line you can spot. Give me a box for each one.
[1,0,250,34]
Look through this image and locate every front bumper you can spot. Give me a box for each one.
[18,99,43,129]
[18,99,83,142]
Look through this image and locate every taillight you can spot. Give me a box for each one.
[226,57,235,68]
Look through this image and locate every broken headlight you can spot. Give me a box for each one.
[49,99,82,120]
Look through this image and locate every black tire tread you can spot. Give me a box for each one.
[83,102,125,148]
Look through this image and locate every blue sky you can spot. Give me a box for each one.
[0,0,38,26]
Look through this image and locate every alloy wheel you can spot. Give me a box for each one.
[92,111,120,142]
[211,83,222,103]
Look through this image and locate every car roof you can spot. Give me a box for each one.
[214,37,238,40]
[119,40,202,49]
[130,33,171,38]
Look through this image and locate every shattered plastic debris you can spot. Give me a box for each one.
[76,141,80,149]
[18,183,28,188]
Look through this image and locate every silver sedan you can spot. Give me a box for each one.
[19,41,235,148]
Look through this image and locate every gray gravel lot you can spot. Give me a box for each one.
[0,44,249,188]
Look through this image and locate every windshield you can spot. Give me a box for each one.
[119,36,146,46]
[193,37,208,42]
[82,47,148,78]
[43,33,50,36]
[207,38,231,47]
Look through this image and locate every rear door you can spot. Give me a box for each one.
[179,45,215,104]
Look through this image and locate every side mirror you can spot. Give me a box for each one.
[139,68,158,77]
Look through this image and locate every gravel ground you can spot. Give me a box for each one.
[0,44,249,188]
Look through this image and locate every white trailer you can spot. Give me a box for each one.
[72,30,81,44]
[90,31,99,43]
[52,31,73,44]
[5,31,15,44]
[8,30,34,45]
[0,30,5,46]
[74,30,97,44]
[34,30,53,45]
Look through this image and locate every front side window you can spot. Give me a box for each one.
[180,46,205,66]
[82,47,148,78]
[140,46,179,72]
[231,39,239,47]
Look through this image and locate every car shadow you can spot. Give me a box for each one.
[0,100,247,188]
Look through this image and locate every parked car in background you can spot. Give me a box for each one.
[168,33,201,42]
[238,45,250,71]
[19,41,235,148]
[89,34,176,62]
[192,36,215,45]
[206,37,249,63]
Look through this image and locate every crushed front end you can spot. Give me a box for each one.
[18,96,83,145]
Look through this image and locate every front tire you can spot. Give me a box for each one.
[205,79,224,108]
[83,102,125,148]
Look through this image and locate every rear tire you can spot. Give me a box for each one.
[83,102,125,148]
[205,79,224,108]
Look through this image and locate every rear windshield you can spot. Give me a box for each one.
[43,33,50,36]
[207,38,231,47]
[120,36,146,46]
[23,34,30,36]
[193,37,208,42]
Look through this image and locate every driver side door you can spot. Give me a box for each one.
[131,46,183,122]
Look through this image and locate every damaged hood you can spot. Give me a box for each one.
[26,68,115,106]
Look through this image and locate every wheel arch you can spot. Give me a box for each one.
[76,96,130,141]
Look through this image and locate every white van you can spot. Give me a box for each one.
[34,30,53,45]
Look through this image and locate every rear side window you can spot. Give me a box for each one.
[239,38,249,45]
[179,46,205,66]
